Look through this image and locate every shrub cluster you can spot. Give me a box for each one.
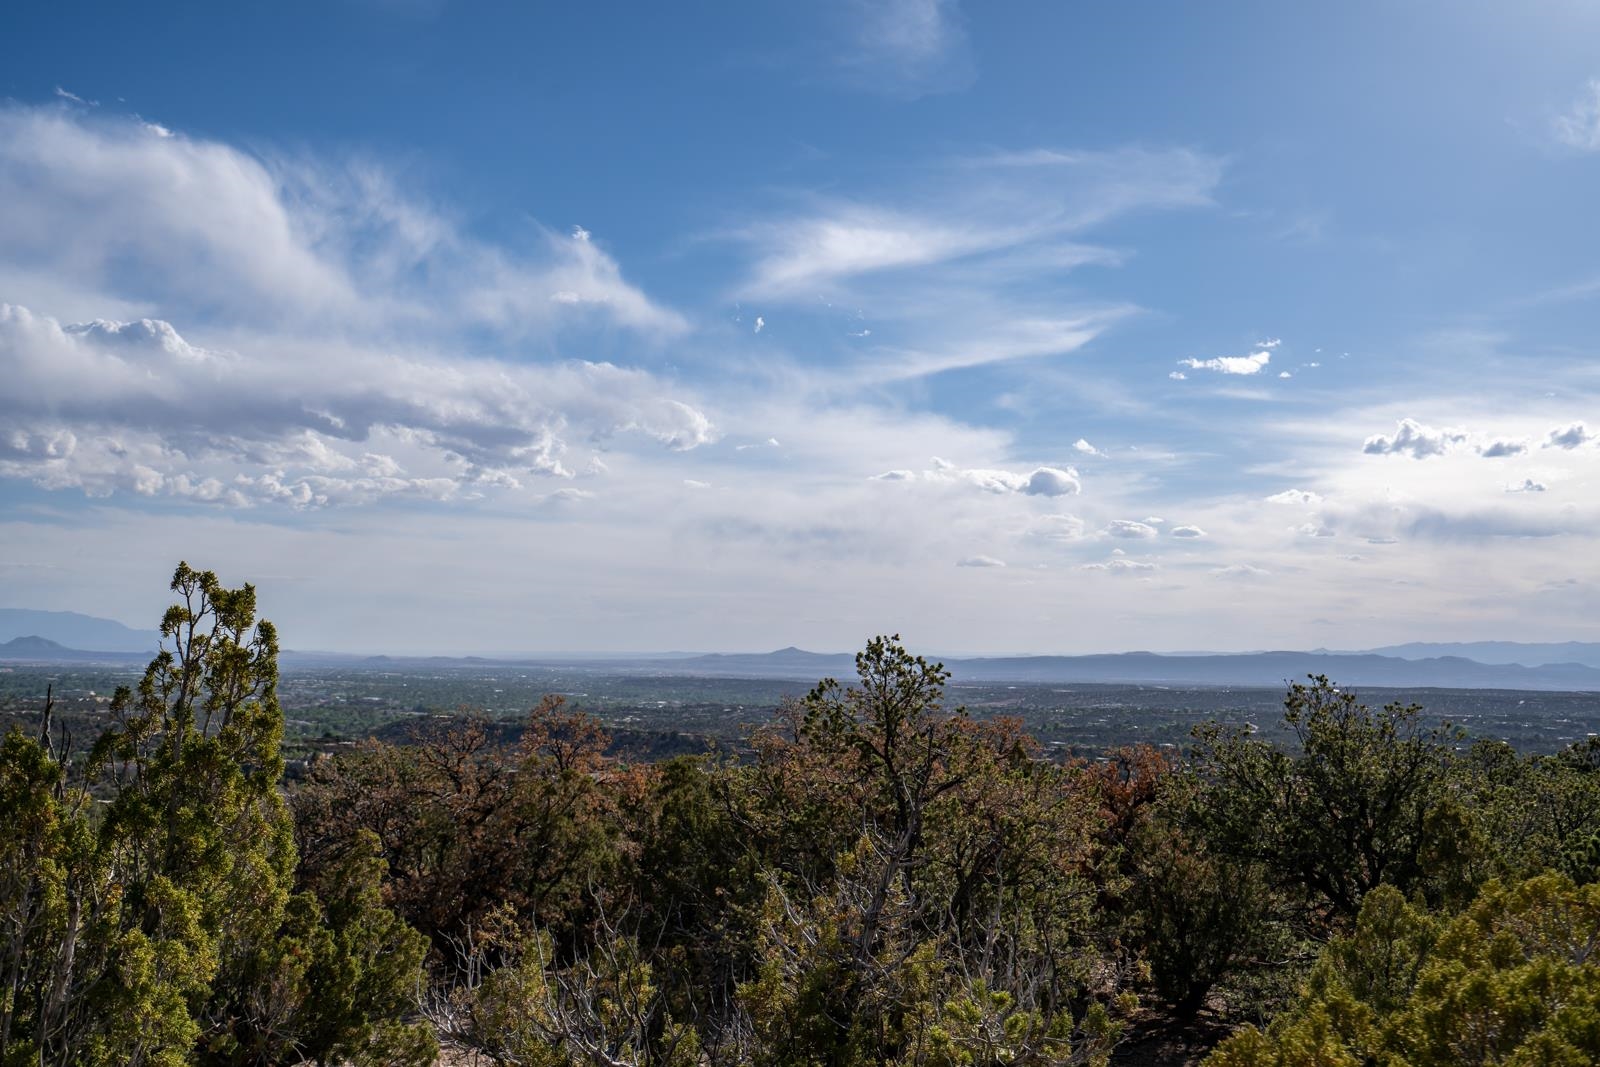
[10,566,1600,1065]
[0,564,432,1067]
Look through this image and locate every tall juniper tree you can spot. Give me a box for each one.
[0,563,433,1067]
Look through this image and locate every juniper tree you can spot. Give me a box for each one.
[0,563,432,1067]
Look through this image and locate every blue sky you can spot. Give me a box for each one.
[2,0,1599,654]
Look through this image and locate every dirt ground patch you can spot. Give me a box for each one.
[431,1014,1241,1066]
[1109,1010,1240,1067]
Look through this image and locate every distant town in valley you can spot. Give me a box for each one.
[5,607,1599,763]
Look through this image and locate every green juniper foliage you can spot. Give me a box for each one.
[0,563,432,1067]
[11,574,1600,1065]
[1206,873,1600,1066]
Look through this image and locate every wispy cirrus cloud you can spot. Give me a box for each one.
[0,105,687,339]
[1554,79,1600,152]
[854,309,1133,384]
[834,0,974,98]
[736,206,1009,299]
[728,146,1222,388]
[735,148,1220,301]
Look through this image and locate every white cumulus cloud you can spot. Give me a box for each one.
[1211,563,1271,580]
[1478,438,1528,458]
[874,458,1080,497]
[0,304,713,507]
[1020,467,1081,496]
[1102,519,1158,539]
[1177,342,1276,376]
[1082,557,1157,574]
[1546,422,1594,450]
[1362,418,1469,459]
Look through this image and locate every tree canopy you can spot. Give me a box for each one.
[8,570,1600,1065]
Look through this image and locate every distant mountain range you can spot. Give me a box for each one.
[4,609,1600,692]
[289,647,1600,691]
[0,609,160,652]
[1359,642,1600,670]
[0,635,146,664]
[650,648,1600,691]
